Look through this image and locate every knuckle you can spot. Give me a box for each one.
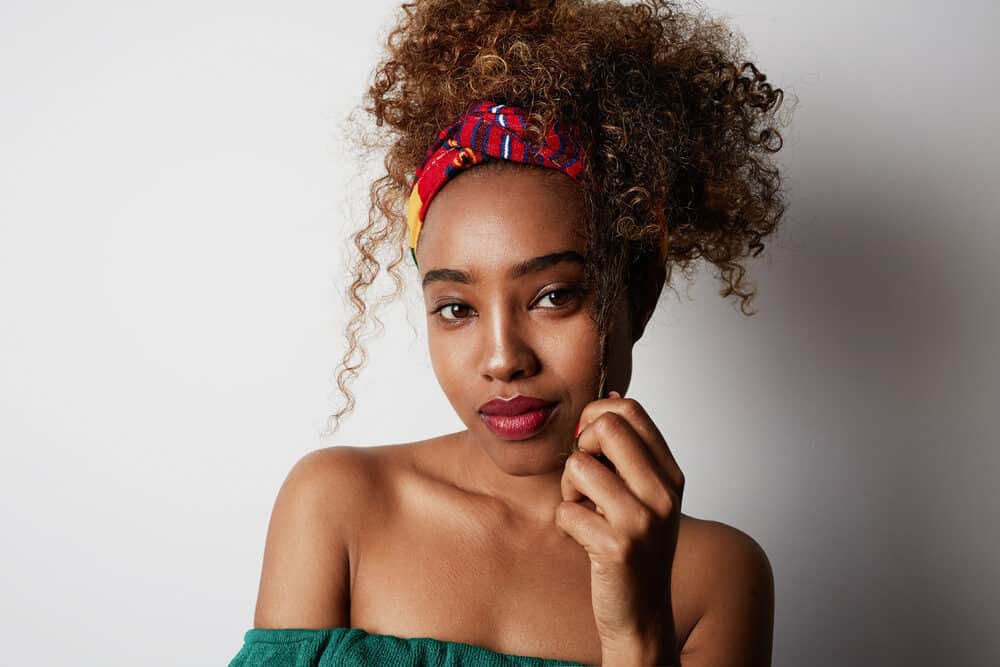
[621,397,645,419]
[633,505,655,534]
[555,502,571,524]
[665,491,678,516]
[608,536,632,564]
[567,450,587,472]
[593,411,624,434]
[650,488,674,518]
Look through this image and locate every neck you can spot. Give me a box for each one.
[451,428,571,529]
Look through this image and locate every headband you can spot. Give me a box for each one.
[405,99,668,267]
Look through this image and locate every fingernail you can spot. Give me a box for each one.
[574,421,581,437]
[608,390,621,398]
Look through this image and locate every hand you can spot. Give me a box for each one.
[555,390,684,664]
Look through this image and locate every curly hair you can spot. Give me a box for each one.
[324,0,793,436]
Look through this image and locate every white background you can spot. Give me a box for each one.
[1,1,997,665]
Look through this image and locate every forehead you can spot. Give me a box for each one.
[416,165,587,273]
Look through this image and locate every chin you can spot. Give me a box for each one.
[481,435,571,476]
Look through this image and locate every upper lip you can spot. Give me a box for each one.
[478,394,556,416]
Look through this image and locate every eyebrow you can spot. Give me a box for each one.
[421,250,585,290]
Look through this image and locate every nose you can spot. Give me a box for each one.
[478,308,539,383]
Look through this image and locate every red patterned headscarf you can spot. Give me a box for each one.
[405,99,670,267]
[405,100,589,268]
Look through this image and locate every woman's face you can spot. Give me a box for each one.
[416,165,635,474]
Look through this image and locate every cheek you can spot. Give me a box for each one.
[426,330,463,385]
[538,317,600,377]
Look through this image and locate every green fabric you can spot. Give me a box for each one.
[228,627,590,666]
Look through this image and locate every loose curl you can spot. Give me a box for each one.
[325,0,793,436]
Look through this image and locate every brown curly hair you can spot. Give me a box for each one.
[324,0,793,436]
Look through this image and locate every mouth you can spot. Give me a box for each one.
[479,403,558,441]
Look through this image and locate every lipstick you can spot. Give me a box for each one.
[478,395,558,440]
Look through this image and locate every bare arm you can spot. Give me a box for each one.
[252,447,368,629]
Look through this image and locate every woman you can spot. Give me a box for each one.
[230,0,789,664]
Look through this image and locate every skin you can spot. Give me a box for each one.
[252,165,776,666]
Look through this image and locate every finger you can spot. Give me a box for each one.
[555,498,618,556]
[562,448,651,535]
[581,395,678,479]
[562,448,626,504]
[576,411,678,520]
[561,459,587,504]
[579,395,684,495]
[561,455,607,515]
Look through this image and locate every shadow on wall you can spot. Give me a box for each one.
[759,156,998,666]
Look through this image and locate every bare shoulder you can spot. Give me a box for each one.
[252,445,387,629]
[676,514,775,666]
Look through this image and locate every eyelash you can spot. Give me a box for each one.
[430,287,584,323]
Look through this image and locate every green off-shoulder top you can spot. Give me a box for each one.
[228,627,590,666]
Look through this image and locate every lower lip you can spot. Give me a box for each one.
[480,405,557,440]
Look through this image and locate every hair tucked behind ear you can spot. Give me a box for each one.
[323,0,794,437]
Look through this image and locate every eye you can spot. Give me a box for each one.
[431,302,474,322]
[429,286,583,324]
[535,287,583,309]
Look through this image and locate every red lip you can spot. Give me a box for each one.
[479,395,555,416]
[479,404,557,440]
